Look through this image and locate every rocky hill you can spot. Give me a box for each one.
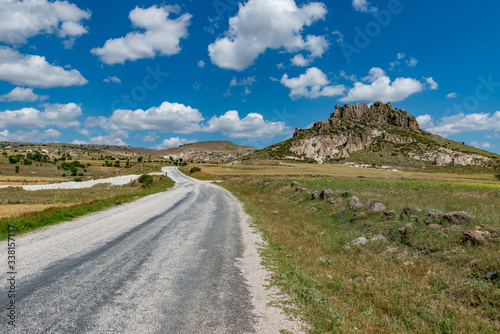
[249,102,500,171]
[156,141,257,162]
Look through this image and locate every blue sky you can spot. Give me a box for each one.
[0,0,499,152]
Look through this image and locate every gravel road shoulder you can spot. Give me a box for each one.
[233,193,306,334]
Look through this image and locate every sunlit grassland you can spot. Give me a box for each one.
[185,163,500,333]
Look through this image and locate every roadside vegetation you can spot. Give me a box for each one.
[186,163,500,333]
[0,175,174,239]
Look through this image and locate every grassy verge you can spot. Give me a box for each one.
[0,175,174,239]
[218,175,500,333]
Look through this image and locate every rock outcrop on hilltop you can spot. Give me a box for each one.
[275,101,498,167]
[290,102,420,161]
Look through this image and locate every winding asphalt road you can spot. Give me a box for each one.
[0,167,256,333]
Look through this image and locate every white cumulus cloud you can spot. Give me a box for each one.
[208,0,328,71]
[85,102,203,134]
[339,67,423,103]
[153,137,198,150]
[470,141,492,149]
[0,87,48,102]
[420,111,500,137]
[425,77,438,90]
[0,0,90,45]
[204,110,291,139]
[91,5,192,65]
[281,67,345,99]
[103,76,121,84]
[446,92,458,98]
[0,46,87,88]
[352,0,378,13]
[0,103,82,129]
[0,128,61,142]
[88,130,129,146]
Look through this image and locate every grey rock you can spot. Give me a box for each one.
[401,206,422,217]
[384,210,396,219]
[328,197,343,204]
[347,196,364,210]
[399,223,414,237]
[442,211,472,224]
[295,187,306,192]
[370,234,387,243]
[425,209,443,224]
[320,189,334,200]
[366,200,387,214]
[335,207,347,216]
[311,190,320,199]
[341,191,353,198]
[462,230,486,245]
[290,181,299,187]
[353,237,367,245]
[350,212,366,222]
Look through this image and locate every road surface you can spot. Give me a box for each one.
[0,167,294,333]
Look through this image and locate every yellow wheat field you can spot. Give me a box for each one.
[0,203,73,219]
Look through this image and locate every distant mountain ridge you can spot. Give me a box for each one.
[249,102,500,171]
[156,141,257,162]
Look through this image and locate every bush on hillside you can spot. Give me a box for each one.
[138,174,154,187]
[190,167,201,174]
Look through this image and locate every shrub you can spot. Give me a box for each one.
[190,167,201,174]
[138,174,154,187]
[495,174,500,181]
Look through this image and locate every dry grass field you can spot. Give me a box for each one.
[184,162,500,333]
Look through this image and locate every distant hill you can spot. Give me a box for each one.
[155,141,257,162]
[244,102,500,172]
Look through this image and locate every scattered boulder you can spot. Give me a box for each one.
[442,211,472,224]
[398,223,414,237]
[370,234,387,243]
[263,182,270,187]
[311,190,320,199]
[401,206,422,217]
[347,196,364,210]
[366,200,387,214]
[295,187,306,192]
[409,215,423,223]
[353,237,367,245]
[462,230,486,245]
[341,191,353,198]
[425,209,443,224]
[427,224,442,230]
[384,210,396,219]
[290,181,299,187]
[335,207,347,216]
[328,197,343,204]
[320,189,334,200]
[350,212,366,222]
